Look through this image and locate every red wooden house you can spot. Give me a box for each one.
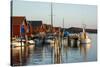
[28,21,43,34]
[52,27,61,36]
[11,16,32,37]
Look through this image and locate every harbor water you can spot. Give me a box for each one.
[11,34,97,66]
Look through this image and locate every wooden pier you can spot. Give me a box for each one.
[53,34,80,64]
[53,37,61,64]
[63,34,80,47]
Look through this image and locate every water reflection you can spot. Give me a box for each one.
[11,45,35,66]
[11,34,96,66]
[11,42,91,66]
[80,44,91,62]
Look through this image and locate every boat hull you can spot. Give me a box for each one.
[11,41,25,47]
[80,38,91,44]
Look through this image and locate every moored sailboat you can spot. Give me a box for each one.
[80,24,91,44]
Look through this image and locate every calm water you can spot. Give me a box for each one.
[11,34,97,66]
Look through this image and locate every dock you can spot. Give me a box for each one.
[52,34,80,64]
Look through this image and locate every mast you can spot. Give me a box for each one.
[82,24,86,39]
[51,2,53,32]
[63,18,64,32]
[82,24,86,33]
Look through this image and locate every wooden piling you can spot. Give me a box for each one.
[20,36,23,65]
[68,36,71,47]
[73,38,78,48]
[54,37,61,64]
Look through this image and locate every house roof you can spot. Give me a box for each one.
[43,24,52,28]
[11,16,26,25]
[28,21,42,27]
[53,27,61,29]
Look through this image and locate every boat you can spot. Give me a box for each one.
[11,37,25,47]
[45,39,55,44]
[45,36,55,44]
[34,37,44,46]
[16,38,26,42]
[80,34,91,44]
[11,41,25,47]
[28,40,35,45]
[80,24,91,44]
[34,39,44,46]
[12,36,35,46]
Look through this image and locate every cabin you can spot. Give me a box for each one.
[46,24,52,33]
[28,21,43,34]
[41,24,53,33]
[53,27,60,33]
[52,27,61,36]
[11,16,32,37]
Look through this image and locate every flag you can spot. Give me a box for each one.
[20,24,25,34]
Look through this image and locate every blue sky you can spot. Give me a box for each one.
[12,0,97,29]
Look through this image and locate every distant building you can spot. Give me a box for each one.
[11,16,32,37]
[41,24,51,33]
[52,27,61,36]
[28,21,43,34]
[46,24,53,33]
[53,27,60,33]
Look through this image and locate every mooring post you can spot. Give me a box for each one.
[20,35,23,66]
[68,35,71,47]
[73,38,78,48]
[54,37,61,64]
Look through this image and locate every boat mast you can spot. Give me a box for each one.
[82,24,86,33]
[63,18,65,33]
[51,2,53,32]
[82,24,86,39]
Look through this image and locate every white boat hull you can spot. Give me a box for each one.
[11,41,25,47]
[45,40,55,44]
[80,38,91,44]
[34,39,43,46]
[28,40,35,44]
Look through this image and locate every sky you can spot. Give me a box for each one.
[12,0,97,29]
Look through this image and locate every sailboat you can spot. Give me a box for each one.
[80,24,91,44]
